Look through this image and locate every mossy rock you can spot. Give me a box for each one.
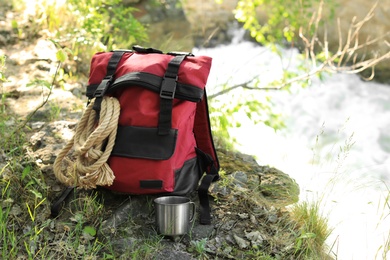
[217,149,300,208]
[258,166,300,207]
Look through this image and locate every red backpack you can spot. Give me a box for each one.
[53,46,219,224]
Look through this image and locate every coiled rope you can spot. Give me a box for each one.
[53,96,120,189]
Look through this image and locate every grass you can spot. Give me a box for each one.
[0,114,162,258]
[375,184,390,259]
[290,201,333,259]
[294,120,390,260]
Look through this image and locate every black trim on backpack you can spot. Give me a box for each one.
[111,126,178,160]
[86,72,204,102]
[196,148,219,224]
[172,157,200,195]
[194,89,220,224]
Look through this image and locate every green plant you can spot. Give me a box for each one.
[47,102,62,121]
[0,149,52,258]
[0,55,6,83]
[189,238,208,258]
[59,0,147,71]
[0,55,7,113]
[209,91,285,148]
[216,169,234,188]
[0,176,19,258]
[291,201,332,259]
[13,0,148,75]
[50,191,109,258]
[123,235,163,259]
[230,0,336,45]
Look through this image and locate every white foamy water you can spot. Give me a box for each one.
[194,41,390,260]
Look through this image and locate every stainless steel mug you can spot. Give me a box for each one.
[154,196,196,236]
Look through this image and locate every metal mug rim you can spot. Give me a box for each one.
[154,196,191,205]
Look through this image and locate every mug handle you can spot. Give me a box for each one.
[189,202,196,222]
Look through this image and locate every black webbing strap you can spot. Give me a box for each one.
[196,148,220,224]
[92,51,125,119]
[132,45,163,54]
[50,186,75,218]
[158,55,187,135]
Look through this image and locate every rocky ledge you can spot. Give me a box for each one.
[24,119,300,259]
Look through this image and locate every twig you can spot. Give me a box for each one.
[8,61,61,137]
[209,75,260,99]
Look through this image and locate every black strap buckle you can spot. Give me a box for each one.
[160,75,178,100]
[94,75,114,98]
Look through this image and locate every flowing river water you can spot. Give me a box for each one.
[194,40,390,259]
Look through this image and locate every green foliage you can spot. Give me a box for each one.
[234,0,333,45]
[188,238,208,258]
[209,86,285,150]
[66,0,147,50]
[0,55,7,114]
[0,55,6,83]
[13,0,148,73]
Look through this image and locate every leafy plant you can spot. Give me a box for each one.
[231,0,335,45]
[60,0,147,72]
[13,0,148,75]
[210,90,285,148]
[123,235,163,259]
[0,55,6,83]
[189,238,208,258]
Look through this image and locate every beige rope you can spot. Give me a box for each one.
[53,96,120,189]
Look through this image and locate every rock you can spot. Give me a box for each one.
[9,204,22,217]
[190,222,215,241]
[268,213,278,224]
[232,171,248,186]
[156,244,196,260]
[233,234,249,249]
[0,33,7,46]
[181,0,239,46]
[245,231,264,248]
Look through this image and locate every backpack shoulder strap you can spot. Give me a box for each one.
[92,51,126,118]
[194,89,220,224]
